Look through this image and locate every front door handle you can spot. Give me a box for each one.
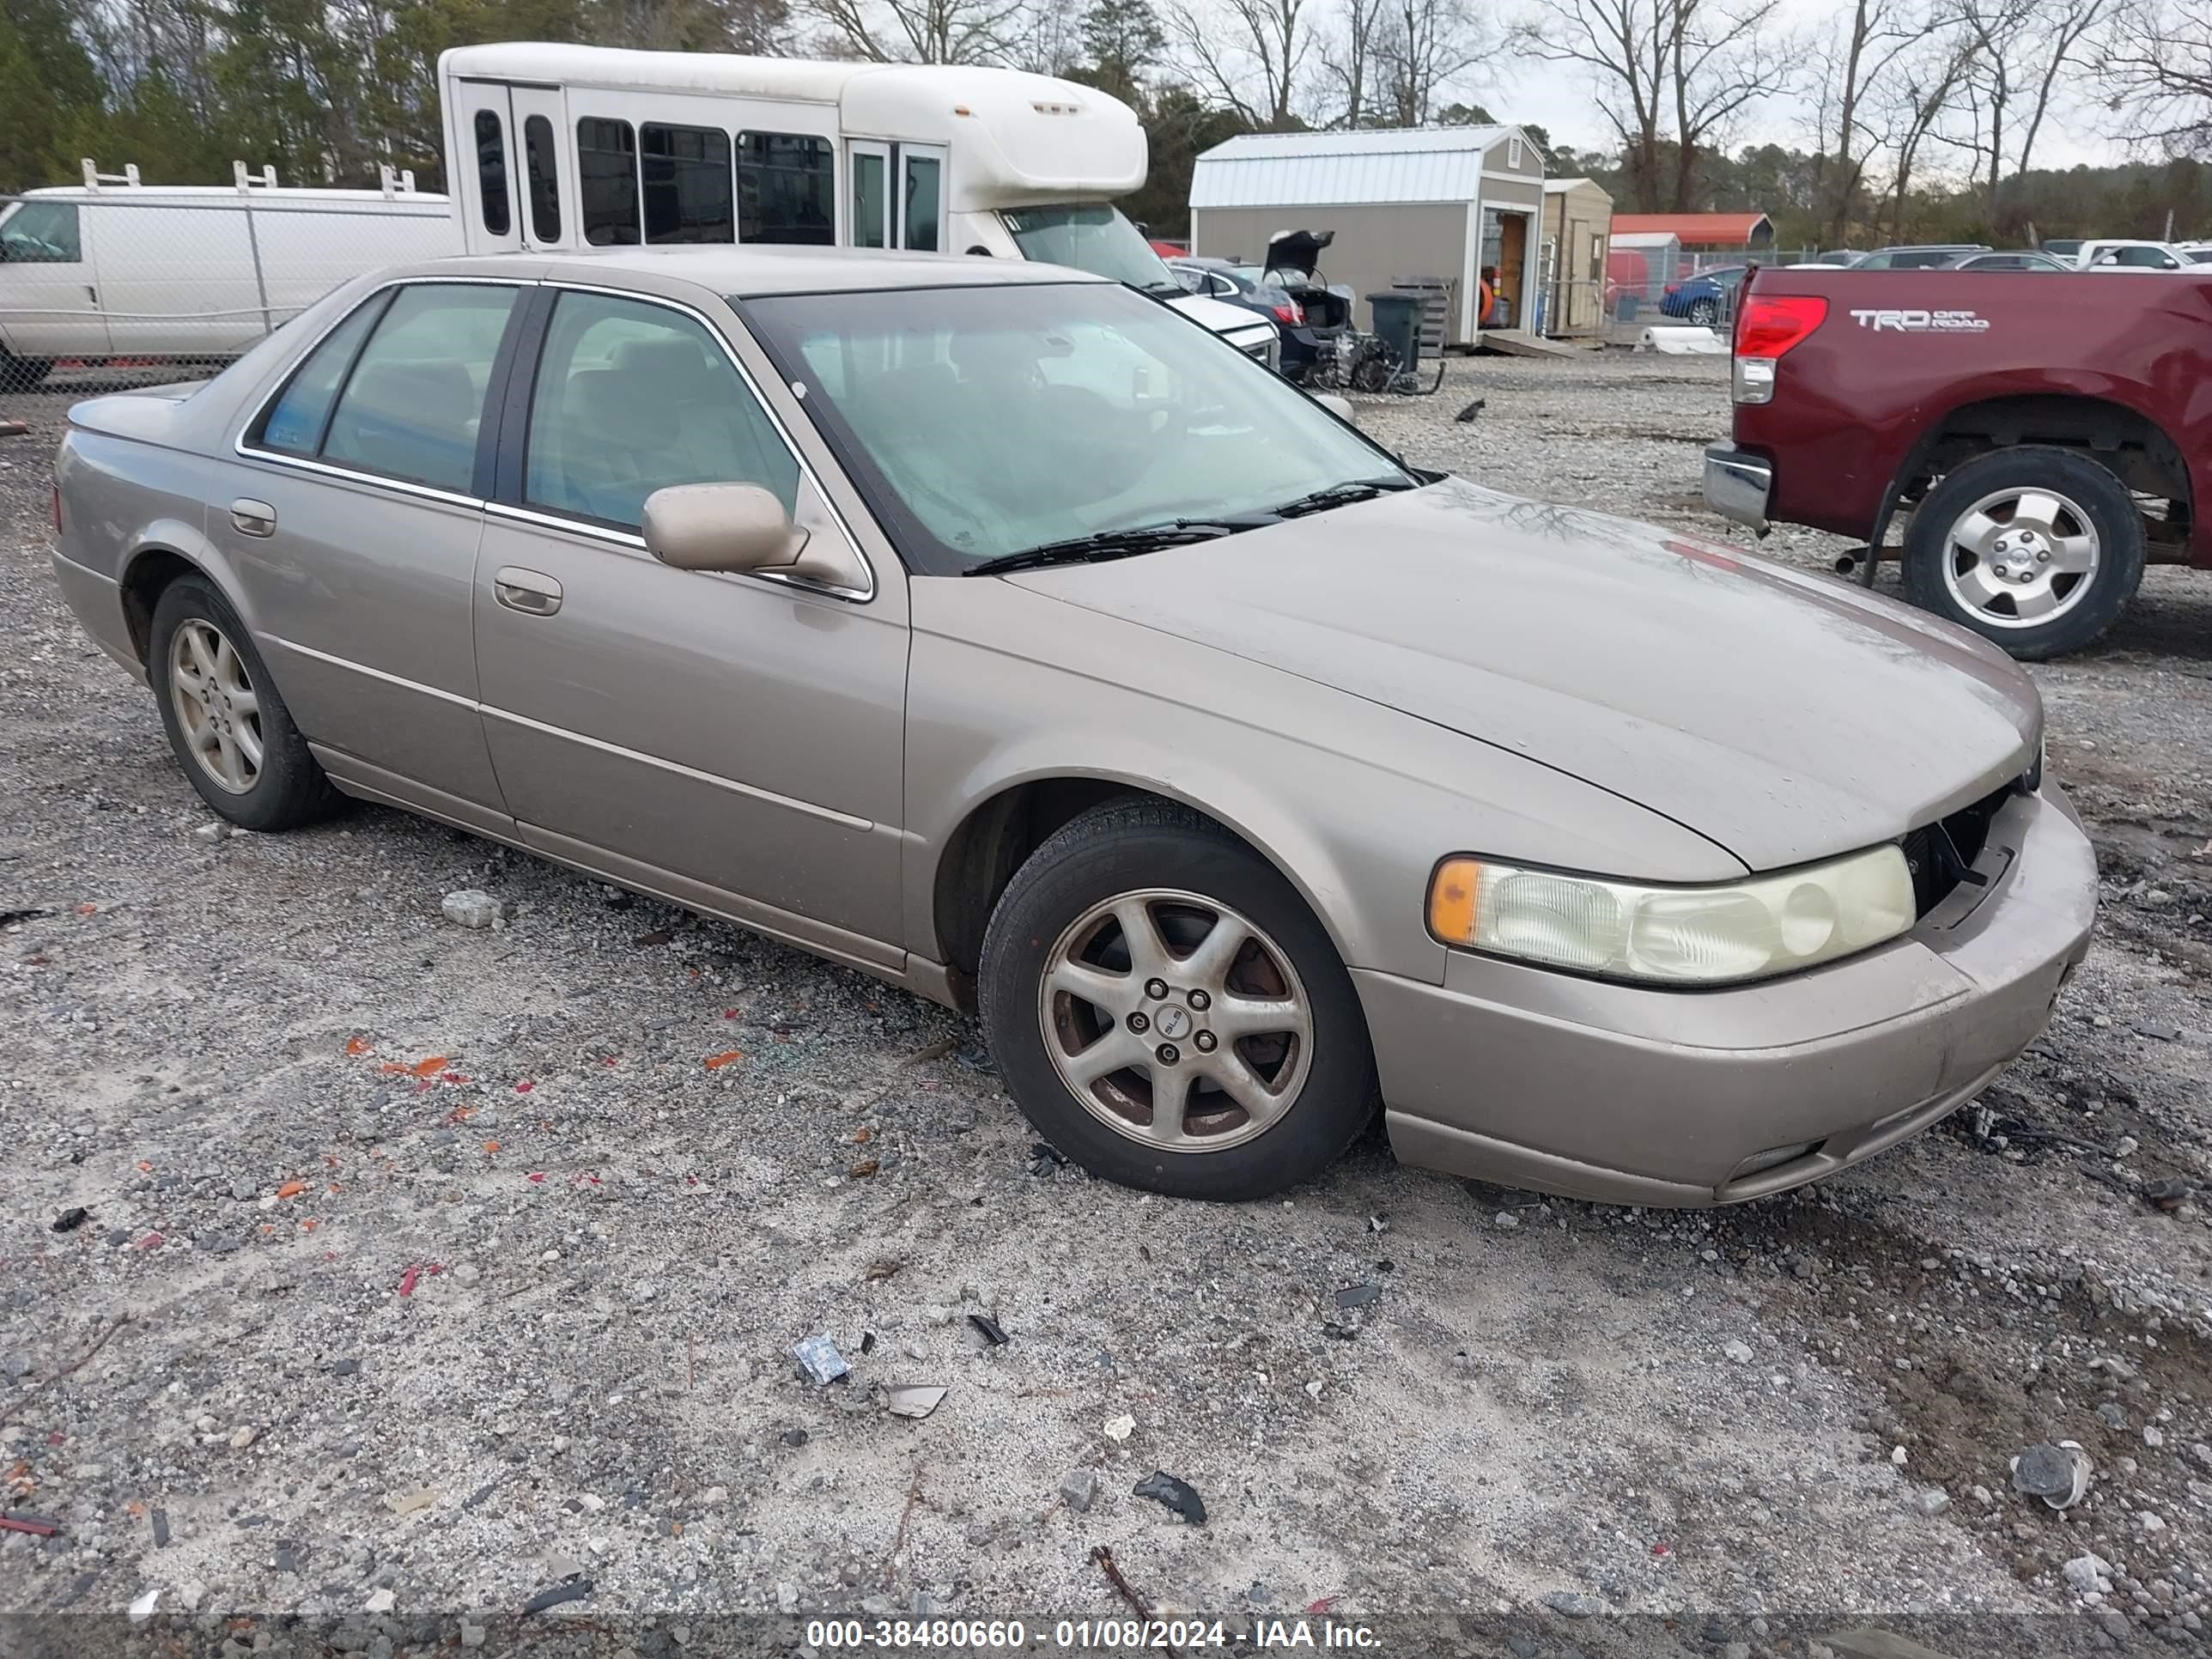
[230,498,276,538]
[494,566,563,617]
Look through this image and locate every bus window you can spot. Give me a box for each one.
[737,132,834,246]
[642,123,734,244]
[475,110,511,238]
[852,151,888,250]
[902,153,940,252]
[578,117,640,246]
[524,114,562,243]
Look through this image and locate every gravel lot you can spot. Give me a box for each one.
[3,352,2209,1659]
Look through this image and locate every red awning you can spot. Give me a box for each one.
[1610,213,1773,247]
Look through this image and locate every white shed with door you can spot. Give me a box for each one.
[1187,126,1546,343]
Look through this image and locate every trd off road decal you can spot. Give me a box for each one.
[1848,308,1992,331]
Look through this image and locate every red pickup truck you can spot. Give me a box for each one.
[1703,266,2212,657]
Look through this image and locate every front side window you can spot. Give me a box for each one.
[643,123,733,244]
[319,284,518,493]
[579,118,640,246]
[524,290,795,529]
[737,132,833,246]
[743,281,1407,574]
[0,200,82,263]
[474,111,511,237]
[524,114,562,242]
[1000,204,1174,289]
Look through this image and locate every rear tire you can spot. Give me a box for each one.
[149,574,339,830]
[980,799,1377,1201]
[1686,297,1719,326]
[1900,446,2144,659]
[0,350,55,392]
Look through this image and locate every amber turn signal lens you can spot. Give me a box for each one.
[1428,857,1481,945]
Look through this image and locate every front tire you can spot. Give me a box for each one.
[980,799,1377,1200]
[1901,446,2145,659]
[149,574,338,830]
[0,350,55,392]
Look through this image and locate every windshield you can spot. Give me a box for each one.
[741,282,1412,575]
[1000,204,1176,291]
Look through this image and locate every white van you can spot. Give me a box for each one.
[0,164,458,390]
[437,44,1278,360]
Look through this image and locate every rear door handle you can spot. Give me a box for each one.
[230,498,276,538]
[494,566,563,617]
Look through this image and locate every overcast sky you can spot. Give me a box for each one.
[1466,0,2137,176]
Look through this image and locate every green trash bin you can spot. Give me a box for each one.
[1366,291,1422,374]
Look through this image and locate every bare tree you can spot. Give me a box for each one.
[1510,0,1673,209]
[1664,0,1790,209]
[1374,0,1491,125]
[1875,21,1975,239]
[2008,0,2108,178]
[1806,0,1934,249]
[2098,0,2212,155]
[799,0,1031,62]
[1316,0,1390,125]
[1163,0,1310,125]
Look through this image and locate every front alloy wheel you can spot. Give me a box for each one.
[981,799,1377,1200]
[1040,888,1314,1152]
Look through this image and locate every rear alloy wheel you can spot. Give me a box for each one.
[149,574,339,830]
[1902,446,2145,659]
[1686,296,1719,326]
[981,800,1376,1200]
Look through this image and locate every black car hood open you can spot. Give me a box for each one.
[1264,228,1333,281]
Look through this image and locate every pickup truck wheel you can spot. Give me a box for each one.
[149,575,340,830]
[1902,447,2145,659]
[980,799,1377,1201]
[0,350,55,392]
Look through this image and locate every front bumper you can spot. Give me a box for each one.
[1359,786,2096,1206]
[1704,442,1771,533]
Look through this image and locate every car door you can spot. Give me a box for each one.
[0,198,108,358]
[471,283,908,965]
[214,277,526,824]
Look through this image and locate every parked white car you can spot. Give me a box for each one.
[0,164,457,389]
[2072,239,2193,271]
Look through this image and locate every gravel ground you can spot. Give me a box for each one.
[2,355,2209,1659]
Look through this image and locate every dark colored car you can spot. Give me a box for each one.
[1947,251,2069,272]
[1703,264,2212,657]
[1660,264,1747,325]
[1850,245,1991,270]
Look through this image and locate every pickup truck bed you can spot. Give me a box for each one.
[1704,265,2212,657]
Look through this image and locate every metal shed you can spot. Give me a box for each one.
[1188,126,1547,344]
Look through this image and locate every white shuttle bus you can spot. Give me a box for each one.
[437,43,1276,359]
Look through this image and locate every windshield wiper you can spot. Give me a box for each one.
[1267,476,1419,519]
[963,520,1254,576]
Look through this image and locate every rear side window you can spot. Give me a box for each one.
[737,132,833,246]
[643,123,733,244]
[256,294,389,456]
[579,118,640,246]
[523,289,796,529]
[0,200,82,262]
[474,111,510,237]
[317,284,519,493]
[524,114,562,243]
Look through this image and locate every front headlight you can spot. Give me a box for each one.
[1426,844,1917,986]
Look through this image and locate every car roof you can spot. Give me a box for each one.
[370,245,1109,297]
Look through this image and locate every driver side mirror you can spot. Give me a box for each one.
[642,482,867,592]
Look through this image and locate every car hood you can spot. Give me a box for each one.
[1006,478,2040,872]
[1166,291,1272,339]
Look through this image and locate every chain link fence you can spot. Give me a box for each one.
[1593,246,1834,343]
[1,171,454,391]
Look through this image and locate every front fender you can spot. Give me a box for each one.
[903,580,1734,984]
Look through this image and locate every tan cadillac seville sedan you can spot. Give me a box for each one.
[48,246,2097,1206]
